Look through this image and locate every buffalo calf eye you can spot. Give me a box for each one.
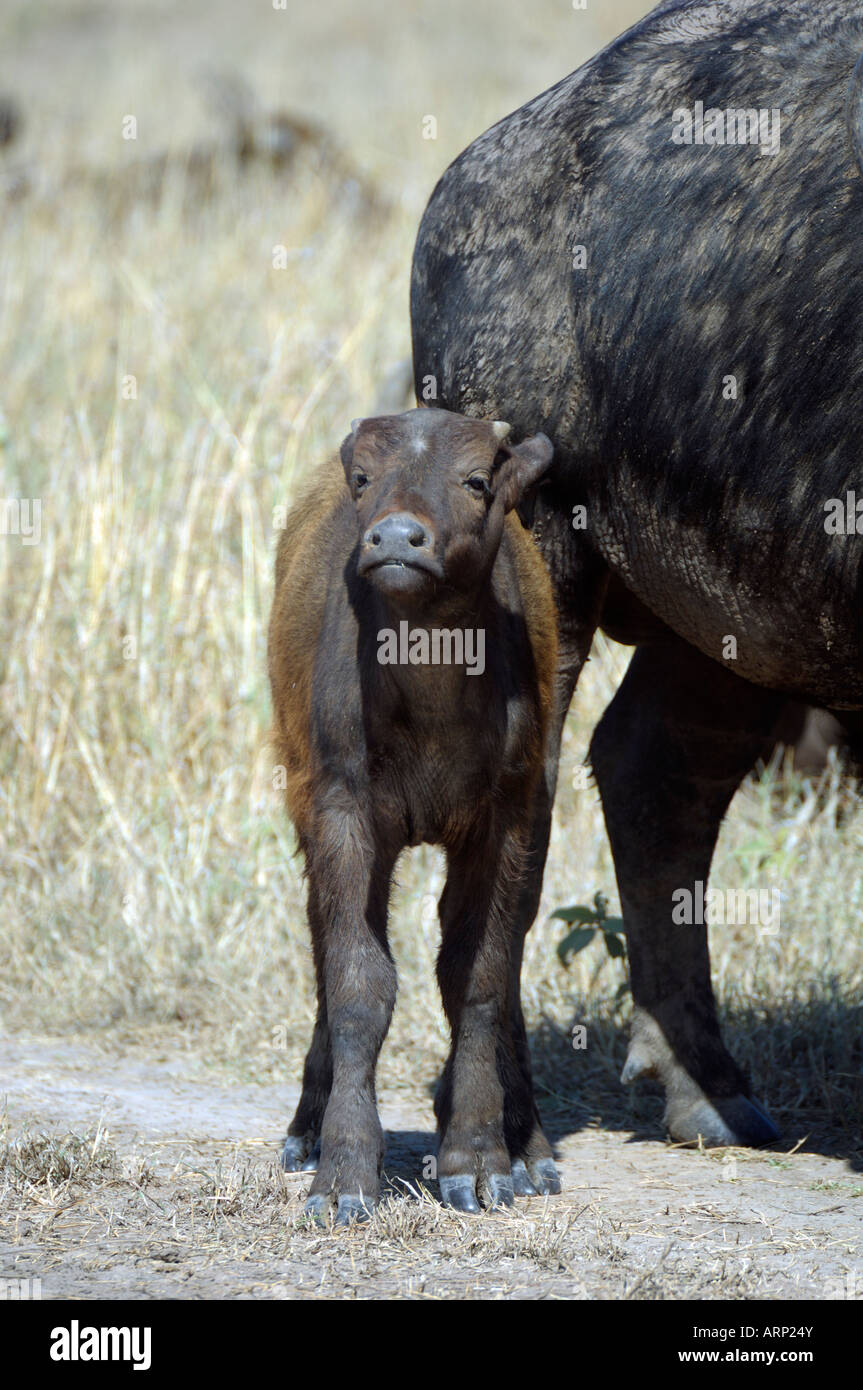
[353,472,369,492]
[465,476,488,495]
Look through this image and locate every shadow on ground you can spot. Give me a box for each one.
[418,986,862,1173]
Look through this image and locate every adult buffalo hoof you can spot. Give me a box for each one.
[665,1093,780,1148]
[281,1136,320,1172]
[621,1013,779,1148]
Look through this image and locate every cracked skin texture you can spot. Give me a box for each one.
[411,0,863,710]
[412,0,863,1150]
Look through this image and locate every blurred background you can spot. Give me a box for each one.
[0,0,859,1147]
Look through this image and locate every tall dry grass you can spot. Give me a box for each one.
[0,0,860,1152]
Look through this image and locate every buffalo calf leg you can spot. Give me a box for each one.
[506,933,560,1196]
[281,1012,330,1174]
[300,811,397,1224]
[503,592,602,1195]
[282,889,330,1173]
[590,640,783,1147]
[435,835,531,1212]
[503,777,564,1196]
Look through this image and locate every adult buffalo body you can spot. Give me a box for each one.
[411,0,863,1146]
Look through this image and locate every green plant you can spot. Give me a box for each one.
[552,891,626,966]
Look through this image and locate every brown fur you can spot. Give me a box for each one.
[269,455,557,839]
[266,407,562,1220]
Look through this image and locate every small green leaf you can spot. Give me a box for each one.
[557,926,597,964]
[600,917,625,935]
[549,905,599,925]
[603,932,626,959]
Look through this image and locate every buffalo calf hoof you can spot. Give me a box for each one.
[439,1172,515,1213]
[666,1093,780,1148]
[304,1188,378,1225]
[281,1136,320,1172]
[335,1194,375,1226]
[480,1173,515,1211]
[439,1175,482,1213]
[490,1159,561,1199]
[303,1193,332,1225]
[528,1156,562,1195]
[511,1159,538,1196]
[300,1141,321,1172]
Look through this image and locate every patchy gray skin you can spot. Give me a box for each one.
[411,0,863,1147]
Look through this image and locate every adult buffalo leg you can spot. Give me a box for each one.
[589,638,783,1146]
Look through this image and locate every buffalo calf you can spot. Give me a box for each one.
[268,407,559,1222]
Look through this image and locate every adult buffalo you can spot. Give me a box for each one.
[411,0,863,1146]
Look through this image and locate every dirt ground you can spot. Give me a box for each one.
[1,1034,860,1301]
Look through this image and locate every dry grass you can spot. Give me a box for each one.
[0,0,860,1181]
[5,1123,855,1299]
[0,1117,122,1192]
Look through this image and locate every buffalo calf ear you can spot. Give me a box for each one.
[340,421,362,481]
[494,432,554,512]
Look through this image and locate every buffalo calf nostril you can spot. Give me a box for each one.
[364,513,431,555]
